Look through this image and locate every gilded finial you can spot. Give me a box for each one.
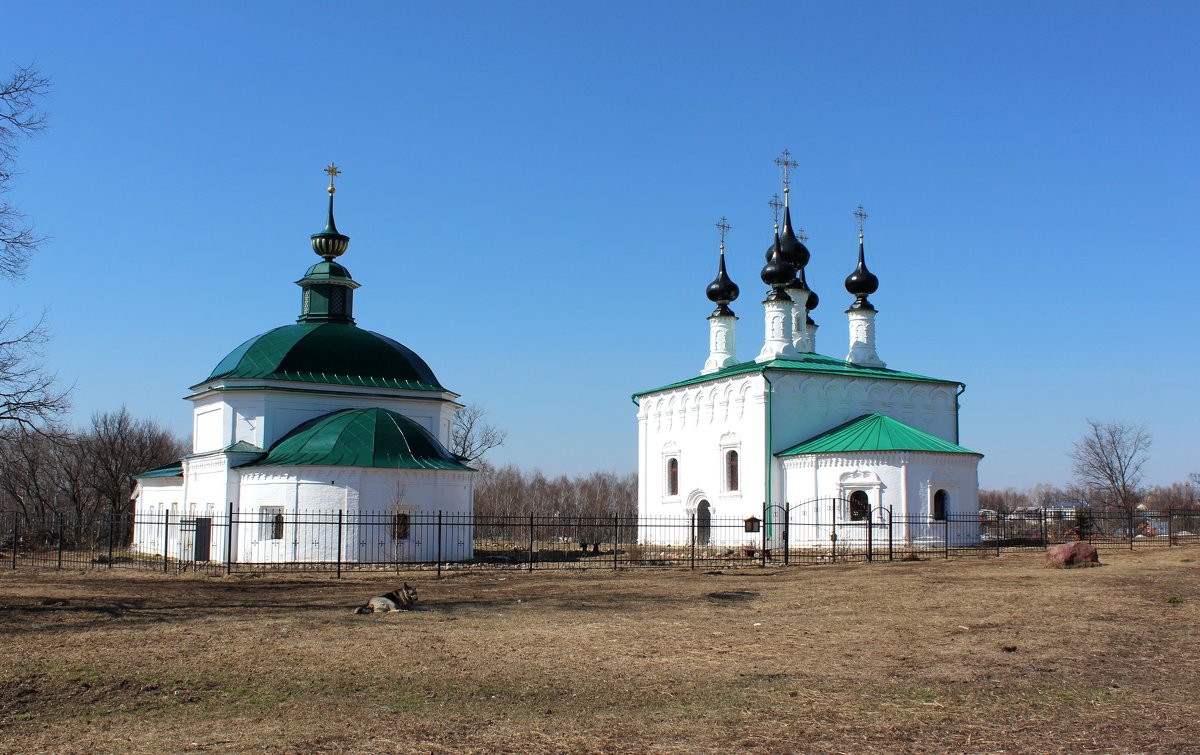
[774,149,798,204]
[769,194,783,231]
[324,162,341,195]
[716,216,731,254]
[854,204,868,239]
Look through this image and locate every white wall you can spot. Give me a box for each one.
[637,369,962,528]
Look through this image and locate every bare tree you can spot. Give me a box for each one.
[1,65,50,280]
[1070,419,1151,514]
[0,66,63,430]
[86,407,188,518]
[0,312,69,428]
[450,403,507,463]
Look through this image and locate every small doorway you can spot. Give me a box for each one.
[933,489,948,521]
[696,500,712,546]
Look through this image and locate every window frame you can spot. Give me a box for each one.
[725,449,739,492]
[260,506,284,541]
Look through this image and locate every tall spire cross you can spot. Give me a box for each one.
[769,194,783,228]
[716,216,732,251]
[774,149,798,197]
[324,162,341,195]
[854,204,868,236]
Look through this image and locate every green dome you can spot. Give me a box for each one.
[201,323,445,391]
[248,407,470,470]
[301,260,353,281]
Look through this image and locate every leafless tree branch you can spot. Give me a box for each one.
[0,64,50,281]
[450,403,507,463]
[1070,419,1152,514]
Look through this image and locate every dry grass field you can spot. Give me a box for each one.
[1,547,1198,754]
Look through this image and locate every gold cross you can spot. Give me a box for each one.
[716,216,731,251]
[854,204,868,235]
[774,149,798,194]
[324,162,341,194]
[769,194,783,228]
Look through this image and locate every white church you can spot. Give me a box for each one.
[633,157,982,549]
[132,166,474,564]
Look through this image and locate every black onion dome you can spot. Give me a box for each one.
[706,248,739,316]
[778,206,810,270]
[761,231,794,298]
[844,234,879,310]
[799,266,819,324]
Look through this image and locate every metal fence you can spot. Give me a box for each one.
[2,504,1197,577]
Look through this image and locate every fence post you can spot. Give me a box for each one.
[867,508,873,562]
[1129,509,1135,551]
[830,498,837,563]
[107,510,115,568]
[783,505,790,566]
[760,501,768,567]
[225,501,234,575]
[613,514,619,571]
[336,510,343,579]
[527,513,534,574]
[1041,508,1047,548]
[690,514,696,571]
[56,514,64,570]
[436,511,444,579]
[10,514,17,570]
[163,513,169,573]
[943,515,949,560]
[1168,509,1174,546]
[888,505,894,562]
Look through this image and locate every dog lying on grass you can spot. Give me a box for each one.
[353,583,418,614]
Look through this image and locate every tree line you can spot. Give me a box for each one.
[473,462,637,520]
[0,408,187,531]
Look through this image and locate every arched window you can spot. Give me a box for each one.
[849,491,869,521]
[666,458,679,496]
[725,450,739,492]
[933,489,948,521]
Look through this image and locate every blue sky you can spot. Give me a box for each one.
[5,1,1198,489]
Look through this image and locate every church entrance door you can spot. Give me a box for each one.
[697,500,712,546]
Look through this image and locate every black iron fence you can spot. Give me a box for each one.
[1,505,1197,577]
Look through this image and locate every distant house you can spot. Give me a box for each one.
[132,169,473,564]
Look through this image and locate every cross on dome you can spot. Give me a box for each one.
[854,204,868,236]
[716,216,732,251]
[774,149,798,201]
[324,162,341,195]
[768,194,783,229]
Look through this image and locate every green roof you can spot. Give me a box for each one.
[133,462,183,479]
[199,323,445,392]
[243,407,472,471]
[779,413,981,457]
[632,353,958,398]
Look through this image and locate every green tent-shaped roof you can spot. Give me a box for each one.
[779,414,982,457]
[199,323,444,392]
[245,407,471,470]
